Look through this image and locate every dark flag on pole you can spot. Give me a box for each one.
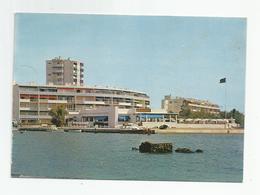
[219,78,226,83]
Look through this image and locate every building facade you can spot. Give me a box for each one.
[70,107,178,128]
[46,57,84,86]
[161,95,220,115]
[13,84,150,125]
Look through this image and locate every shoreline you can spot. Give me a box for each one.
[154,128,244,134]
[14,126,244,134]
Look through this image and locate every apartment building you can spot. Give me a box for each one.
[46,57,84,86]
[161,95,220,115]
[13,84,150,125]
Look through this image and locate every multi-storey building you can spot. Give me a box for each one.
[13,84,150,125]
[161,95,220,115]
[46,57,84,86]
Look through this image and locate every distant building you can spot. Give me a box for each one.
[46,57,84,86]
[71,107,178,128]
[161,95,220,115]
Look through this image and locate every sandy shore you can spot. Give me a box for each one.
[154,128,244,134]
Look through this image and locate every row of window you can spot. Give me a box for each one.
[19,87,149,99]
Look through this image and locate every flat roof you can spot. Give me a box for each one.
[15,83,148,95]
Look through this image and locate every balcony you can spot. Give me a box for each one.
[20,99,30,103]
[20,107,30,111]
[136,103,143,107]
[68,111,79,115]
[83,101,105,105]
[52,65,64,68]
[48,100,68,104]
[118,102,132,106]
[20,115,51,119]
[52,70,63,73]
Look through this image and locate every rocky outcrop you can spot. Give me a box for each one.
[175,148,203,153]
[175,147,194,153]
[139,142,173,153]
[132,147,139,151]
[195,149,203,153]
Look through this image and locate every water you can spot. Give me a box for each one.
[11,131,243,182]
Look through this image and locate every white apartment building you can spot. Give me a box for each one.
[46,57,84,86]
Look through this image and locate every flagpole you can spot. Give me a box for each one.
[224,81,227,119]
[219,77,227,122]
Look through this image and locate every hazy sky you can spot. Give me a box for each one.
[14,14,246,112]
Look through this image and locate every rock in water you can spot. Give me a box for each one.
[132,147,139,151]
[195,149,203,153]
[175,147,194,153]
[139,142,172,153]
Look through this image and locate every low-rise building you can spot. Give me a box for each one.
[13,83,150,125]
[161,95,220,115]
[70,107,178,128]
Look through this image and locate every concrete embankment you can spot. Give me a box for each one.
[17,127,155,134]
[16,126,243,134]
[154,128,244,134]
[18,127,52,131]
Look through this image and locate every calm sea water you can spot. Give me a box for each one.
[11,131,243,182]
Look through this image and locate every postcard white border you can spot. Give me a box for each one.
[1,0,260,195]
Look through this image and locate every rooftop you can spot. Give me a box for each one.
[15,83,148,96]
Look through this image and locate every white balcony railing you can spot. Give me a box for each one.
[47,100,67,104]
[20,115,51,119]
[118,102,132,106]
[20,107,30,111]
[20,99,30,102]
[83,101,105,105]
[68,111,79,115]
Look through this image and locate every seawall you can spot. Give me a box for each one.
[142,122,239,129]
[154,128,244,134]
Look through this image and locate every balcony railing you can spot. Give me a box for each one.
[83,101,105,105]
[20,107,30,111]
[20,99,30,102]
[48,100,68,103]
[20,115,51,119]
[118,102,132,106]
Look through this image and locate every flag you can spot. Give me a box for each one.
[219,78,226,83]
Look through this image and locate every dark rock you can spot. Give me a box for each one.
[195,149,203,153]
[175,147,194,153]
[139,142,172,153]
[132,147,139,151]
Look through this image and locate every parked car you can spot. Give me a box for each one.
[159,124,168,129]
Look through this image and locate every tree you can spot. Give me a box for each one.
[230,109,244,128]
[219,109,244,127]
[49,105,68,127]
[179,105,191,118]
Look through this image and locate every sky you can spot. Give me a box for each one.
[13,13,246,112]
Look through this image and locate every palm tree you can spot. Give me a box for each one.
[49,105,68,127]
